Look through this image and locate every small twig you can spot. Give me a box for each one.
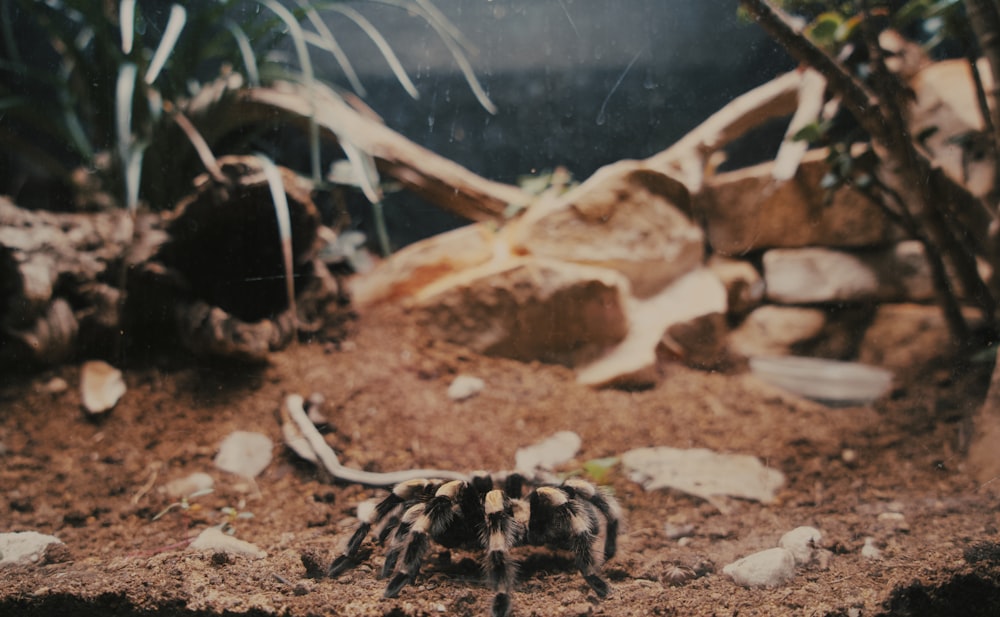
[282,394,467,487]
[131,461,161,505]
[171,107,228,186]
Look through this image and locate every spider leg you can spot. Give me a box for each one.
[482,489,523,617]
[530,487,610,598]
[563,478,622,561]
[384,480,468,598]
[328,479,441,578]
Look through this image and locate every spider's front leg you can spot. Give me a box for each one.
[482,489,525,617]
[328,479,441,578]
[383,480,467,598]
[530,487,610,598]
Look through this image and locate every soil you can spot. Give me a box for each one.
[2,302,1000,617]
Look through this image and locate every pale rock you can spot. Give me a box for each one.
[909,58,995,199]
[0,531,63,566]
[214,431,273,478]
[861,537,882,560]
[623,446,785,505]
[763,241,934,304]
[349,224,496,307]
[729,306,827,358]
[510,160,703,298]
[163,472,215,499]
[514,431,582,473]
[79,360,126,415]
[447,374,485,401]
[576,268,727,388]
[778,526,823,565]
[723,547,797,588]
[707,255,764,316]
[417,257,629,368]
[188,527,266,559]
[696,149,899,255]
[858,303,982,374]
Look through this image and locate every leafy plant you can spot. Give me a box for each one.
[0,0,494,217]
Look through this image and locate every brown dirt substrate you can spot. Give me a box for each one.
[2,303,1000,616]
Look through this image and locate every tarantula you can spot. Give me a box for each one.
[327,473,621,617]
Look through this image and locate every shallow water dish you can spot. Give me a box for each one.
[749,356,893,405]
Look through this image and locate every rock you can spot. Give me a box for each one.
[447,375,485,401]
[861,537,882,560]
[188,527,266,559]
[858,303,981,374]
[510,160,702,298]
[79,360,126,415]
[514,431,582,473]
[778,526,823,566]
[723,547,797,588]
[696,148,899,255]
[762,241,934,304]
[664,312,734,371]
[707,255,764,316]
[749,356,893,406]
[163,472,215,499]
[729,306,828,358]
[0,531,64,567]
[576,268,727,388]
[622,446,785,505]
[214,431,273,478]
[417,257,629,368]
[350,224,496,307]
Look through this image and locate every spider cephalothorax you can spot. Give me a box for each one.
[327,473,621,617]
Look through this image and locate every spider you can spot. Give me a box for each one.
[327,472,621,617]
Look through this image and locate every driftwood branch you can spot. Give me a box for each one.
[644,69,804,191]
[236,83,531,223]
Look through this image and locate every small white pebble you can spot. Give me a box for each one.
[214,431,273,478]
[861,537,882,560]
[189,527,266,558]
[723,547,796,588]
[163,472,214,499]
[841,449,858,465]
[447,375,485,401]
[778,526,822,565]
[0,531,63,566]
[435,603,446,613]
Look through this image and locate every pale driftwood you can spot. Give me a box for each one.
[644,70,805,192]
[772,68,828,181]
[238,83,532,223]
[281,393,468,487]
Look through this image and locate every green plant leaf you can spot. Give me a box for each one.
[581,456,619,484]
[324,3,419,100]
[120,0,135,54]
[255,153,297,319]
[144,4,186,85]
[224,19,261,87]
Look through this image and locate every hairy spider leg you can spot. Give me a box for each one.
[328,479,442,578]
[383,480,467,598]
[529,486,610,598]
[562,478,622,561]
[482,489,525,617]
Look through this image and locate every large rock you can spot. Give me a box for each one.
[707,255,764,316]
[696,149,899,255]
[858,303,981,374]
[510,160,703,298]
[729,306,828,358]
[576,268,727,388]
[763,241,934,304]
[416,257,630,367]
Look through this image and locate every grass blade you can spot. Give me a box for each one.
[224,19,260,87]
[326,3,419,100]
[144,4,187,85]
[258,0,321,183]
[125,144,145,213]
[254,153,298,326]
[116,62,137,161]
[120,0,135,54]
[296,0,366,96]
